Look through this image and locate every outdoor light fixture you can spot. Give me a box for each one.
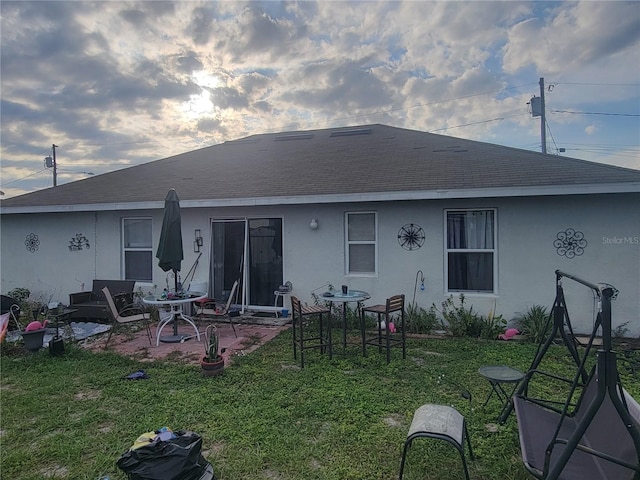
[309,218,319,230]
[194,229,203,252]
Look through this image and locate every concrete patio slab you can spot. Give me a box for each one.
[81,315,290,365]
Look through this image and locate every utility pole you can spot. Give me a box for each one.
[539,77,546,154]
[44,144,58,187]
[529,77,547,154]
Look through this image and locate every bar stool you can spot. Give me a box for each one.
[291,295,332,368]
[360,294,406,363]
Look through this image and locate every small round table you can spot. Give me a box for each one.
[320,290,370,351]
[143,292,206,345]
[47,308,78,340]
[478,365,525,420]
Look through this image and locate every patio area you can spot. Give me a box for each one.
[81,313,290,364]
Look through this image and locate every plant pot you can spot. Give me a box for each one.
[200,355,224,377]
[49,335,65,356]
[21,328,46,352]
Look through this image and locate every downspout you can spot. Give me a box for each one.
[94,211,98,279]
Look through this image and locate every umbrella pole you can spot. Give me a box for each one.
[173,269,179,336]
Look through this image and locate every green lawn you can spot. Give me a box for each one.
[1,331,637,480]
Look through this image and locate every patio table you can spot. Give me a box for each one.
[47,308,78,340]
[321,289,370,352]
[143,292,206,345]
[478,364,525,420]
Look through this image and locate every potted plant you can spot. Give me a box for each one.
[200,324,225,376]
[8,287,48,351]
[21,318,48,352]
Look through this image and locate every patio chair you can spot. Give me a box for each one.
[291,295,332,368]
[102,286,153,349]
[360,294,406,363]
[196,280,239,338]
[399,404,474,480]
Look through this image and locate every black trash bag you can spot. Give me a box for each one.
[116,430,215,480]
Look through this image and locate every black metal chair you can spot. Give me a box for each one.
[360,294,406,363]
[291,295,332,368]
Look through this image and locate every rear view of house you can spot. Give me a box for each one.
[1,124,639,336]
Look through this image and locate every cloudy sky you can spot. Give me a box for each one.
[1,1,639,198]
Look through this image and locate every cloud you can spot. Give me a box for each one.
[502,2,640,76]
[1,1,638,197]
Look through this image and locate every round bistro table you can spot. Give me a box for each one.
[320,290,370,352]
[143,292,207,345]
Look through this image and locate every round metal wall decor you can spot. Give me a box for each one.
[25,233,40,253]
[554,228,587,258]
[397,223,425,251]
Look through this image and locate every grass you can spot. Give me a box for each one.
[1,330,638,480]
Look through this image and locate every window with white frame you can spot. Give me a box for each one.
[122,218,152,282]
[446,209,496,293]
[346,212,377,274]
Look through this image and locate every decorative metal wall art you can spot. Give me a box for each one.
[69,233,90,251]
[25,233,40,253]
[554,228,587,258]
[397,223,425,251]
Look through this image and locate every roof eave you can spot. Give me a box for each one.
[2,182,638,214]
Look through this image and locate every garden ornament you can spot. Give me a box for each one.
[498,328,519,340]
[25,319,48,331]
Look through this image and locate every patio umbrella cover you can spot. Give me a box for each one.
[156,189,184,290]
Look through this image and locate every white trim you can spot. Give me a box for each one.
[345,211,378,275]
[2,182,639,214]
[122,217,153,282]
[444,208,497,295]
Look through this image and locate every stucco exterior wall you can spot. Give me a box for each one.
[2,192,638,336]
[1,212,100,302]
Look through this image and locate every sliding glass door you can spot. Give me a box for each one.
[210,218,283,310]
[210,220,245,304]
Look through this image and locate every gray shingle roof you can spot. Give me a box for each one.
[2,124,639,212]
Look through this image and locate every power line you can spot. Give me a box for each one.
[431,113,528,132]
[545,119,561,154]
[561,142,639,149]
[275,82,539,132]
[551,82,640,87]
[561,148,640,159]
[1,168,50,186]
[80,139,153,147]
[551,110,639,117]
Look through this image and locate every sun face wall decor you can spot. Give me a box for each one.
[398,223,425,251]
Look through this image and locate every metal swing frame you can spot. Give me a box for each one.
[505,270,640,480]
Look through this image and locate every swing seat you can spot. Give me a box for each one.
[514,375,640,480]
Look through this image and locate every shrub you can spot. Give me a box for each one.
[405,302,439,334]
[438,294,481,337]
[479,313,507,339]
[514,304,551,343]
[6,287,46,322]
[7,287,30,303]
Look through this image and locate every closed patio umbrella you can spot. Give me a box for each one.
[156,189,184,341]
